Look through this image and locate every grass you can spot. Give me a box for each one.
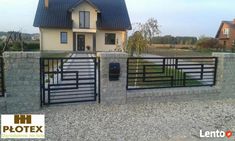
[128,59,202,89]
[144,47,212,57]
[144,45,235,57]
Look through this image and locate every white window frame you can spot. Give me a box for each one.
[223,28,230,35]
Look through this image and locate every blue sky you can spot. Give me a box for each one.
[0,0,234,37]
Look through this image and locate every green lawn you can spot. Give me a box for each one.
[144,47,213,57]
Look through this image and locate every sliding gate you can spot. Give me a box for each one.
[40,57,99,105]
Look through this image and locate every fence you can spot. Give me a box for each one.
[127,57,218,90]
[40,57,100,105]
[0,58,4,97]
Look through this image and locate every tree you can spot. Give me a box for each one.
[127,31,148,56]
[140,18,160,45]
[196,36,222,50]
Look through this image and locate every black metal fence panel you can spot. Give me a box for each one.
[0,58,4,97]
[127,57,218,90]
[40,57,99,105]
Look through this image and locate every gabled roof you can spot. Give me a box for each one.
[33,0,132,30]
[216,21,235,38]
[69,0,100,13]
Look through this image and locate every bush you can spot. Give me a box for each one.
[3,42,40,51]
[23,43,40,51]
[196,37,223,51]
[9,42,22,51]
[232,44,235,53]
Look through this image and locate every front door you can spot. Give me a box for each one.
[77,35,85,51]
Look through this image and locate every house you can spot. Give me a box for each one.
[215,19,235,49]
[33,0,132,52]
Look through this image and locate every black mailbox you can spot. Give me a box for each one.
[109,63,120,81]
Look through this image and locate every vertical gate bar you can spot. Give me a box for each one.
[170,59,172,87]
[61,59,63,80]
[52,59,54,84]
[40,58,42,107]
[98,57,101,103]
[143,65,146,82]
[47,59,50,86]
[57,59,59,84]
[94,58,97,101]
[42,59,46,105]
[183,73,186,87]
[76,71,79,89]
[1,58,5,97]
[48,85,51,104]
[175,58,179,86]
[163,58,165,72]
[213,57,218,86]
[200,64,204,79]
[126,58,129,90]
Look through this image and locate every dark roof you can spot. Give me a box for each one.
[216,20,235,38]
[33,0,132,30]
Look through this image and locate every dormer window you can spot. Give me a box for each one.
[79,11,90,29]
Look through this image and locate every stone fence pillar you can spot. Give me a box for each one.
[97,52,128,104]
[213,53,235,98]
[3,52,41,113]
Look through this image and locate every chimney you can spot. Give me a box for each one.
[45,0,49,8]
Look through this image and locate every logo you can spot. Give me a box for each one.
[1,114,45,139]
[200,130,233,139]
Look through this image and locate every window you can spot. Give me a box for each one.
[223,28,230,35]
[224,41,226,46]
[60,32,67,44]
[105,33,116,45]
[79,11,90,28]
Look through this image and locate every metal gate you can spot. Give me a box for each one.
[0,57,4,97]
[40,57,100,105]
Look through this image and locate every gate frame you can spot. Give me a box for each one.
[0,57,5,97]
[126,57,218,90]
[40,57,100,106]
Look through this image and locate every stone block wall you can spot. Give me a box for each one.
[97,52,128,104]
[97,52,235,104]
[213,53,235,98]
[3,52,41,113]
[0,52,234,112]
[0,98,6,113]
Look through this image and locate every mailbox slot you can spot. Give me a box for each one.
[109,63,120,81]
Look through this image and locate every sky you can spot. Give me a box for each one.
[0,0,234,37]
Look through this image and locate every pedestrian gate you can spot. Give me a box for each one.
[40,57,99,105]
